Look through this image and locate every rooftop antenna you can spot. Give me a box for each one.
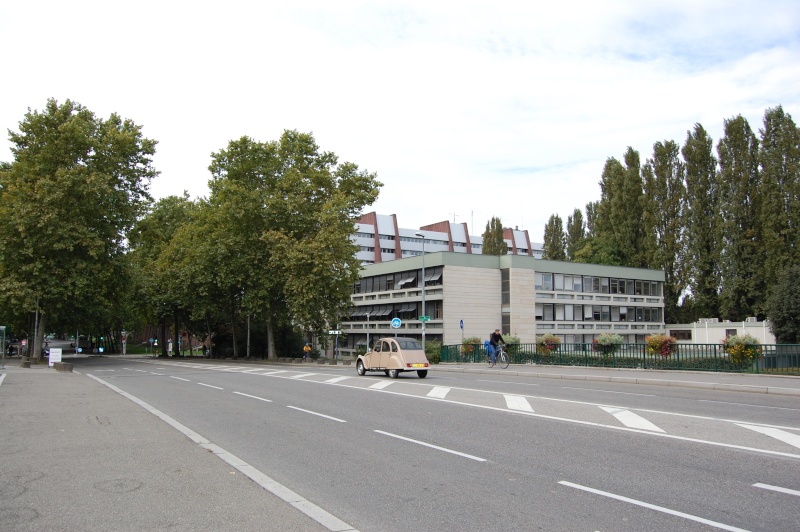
[449,212,459,223]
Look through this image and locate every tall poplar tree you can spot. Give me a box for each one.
[642,140,687,323]
[758,106,800,309]
[482,216,508,255]
[717,115,761,320]
[566,208,585,261]
[681,124,721,320]
[542,214,566,260]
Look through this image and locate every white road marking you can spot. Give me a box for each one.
[375,430,486,462]
[562,386,655,397]
[559,481,750,532]
[198,383,223,390]
[93,369,115,372]
[0,374,6,386]
[600,406,665,432]
[737,424,800,450]
[753,483,800,497]
[290,373,316,379]
[324,376,350,384]
[287,406,346,423]
[233,391,272,403]
[241,368,269,373]
[170,376,190,382]
[258,370,288,376]
[478,379,539,386]
[427,386,451,399]
[369,381,394,390]
[698,399,800,412]
[150,372,164,376]
[504,395,534,412]
[87,375,355,531]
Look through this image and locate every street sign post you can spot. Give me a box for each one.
[328,330,341,335]
[419,316,430,322]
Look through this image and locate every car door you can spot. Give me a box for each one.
[378,340,391,368]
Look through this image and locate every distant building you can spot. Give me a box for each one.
[667,318,775,345]
[352,212,542,264]
[340,251,665,354]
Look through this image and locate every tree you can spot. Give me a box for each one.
[682,123,721,320]
[758,106,800,308]
[204,131,381,359]
[717,115,761,320]
[0,99,156,361]
[595,149,647,267]
[542,214,566,260]
[642,140,687,323]
[766,264,800,343]
[481,216,508,255]
[565,208,585,261]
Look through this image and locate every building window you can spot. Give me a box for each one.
[672,330,692,340]
[501,269,510,304]
[725,329,737,337]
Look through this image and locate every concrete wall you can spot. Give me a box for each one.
[443,265,500,345]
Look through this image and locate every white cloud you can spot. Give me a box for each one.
[2,1,799,242]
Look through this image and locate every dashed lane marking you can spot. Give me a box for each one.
[600,406,665,432]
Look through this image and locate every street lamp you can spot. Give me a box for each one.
[415,231,426,352]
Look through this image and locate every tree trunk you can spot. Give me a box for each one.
[205,314,213,358]
[230,292,238,359]
[267,317,276,360]
[160,320,168,357]
[32,313,46,363]
[173,308,180,357]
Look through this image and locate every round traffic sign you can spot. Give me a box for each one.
[391,317,402,329]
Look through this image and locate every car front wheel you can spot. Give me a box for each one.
[356,360,366,376]
[417,370,428,378]
[387,369,399,379]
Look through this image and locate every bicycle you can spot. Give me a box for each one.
[486,344,509,369]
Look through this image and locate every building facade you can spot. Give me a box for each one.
[667,318,775,345]
[352,212,542,264]
[340,252,665,354]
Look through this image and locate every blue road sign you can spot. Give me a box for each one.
[460,319,464,329]
[391,317,402,329]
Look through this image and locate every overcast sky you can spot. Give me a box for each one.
[3,1,799,242]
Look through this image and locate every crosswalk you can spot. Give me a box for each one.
[136,361,800,458]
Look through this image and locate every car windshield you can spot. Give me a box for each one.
[397,340,422,350]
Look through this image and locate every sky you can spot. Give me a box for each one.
[2,1,799,242]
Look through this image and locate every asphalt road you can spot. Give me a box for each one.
[67,357,800,532]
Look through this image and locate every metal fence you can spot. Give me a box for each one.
[440,342,800,375]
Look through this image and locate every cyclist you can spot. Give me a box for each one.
[488,329,506,366]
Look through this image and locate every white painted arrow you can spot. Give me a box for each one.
[505,395,534,412]
[600,406,665,432]
[737,424,800,450]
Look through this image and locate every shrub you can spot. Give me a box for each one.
[722,334,761,366]
[461,336,483,361]
[593,333,623,356]
[645,334,677,357]
[426,340,442,365]
[536,333,561,356]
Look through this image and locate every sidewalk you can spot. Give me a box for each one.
[0,359,329,532]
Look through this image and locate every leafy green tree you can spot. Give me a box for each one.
[682,123,721,320]
[565,208,585,261]
[596,149,647,267]
[481,216,508,255]
[205,131,381,359]
[542,214,566,260]
[717,115,762,320]
[0,99,156,360]
[758,106,800,308]
[766,264,800,343]
[642,140,687,323]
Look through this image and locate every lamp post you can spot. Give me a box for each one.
[415,231,426,352]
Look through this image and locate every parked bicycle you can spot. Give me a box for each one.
[486,344,510,369]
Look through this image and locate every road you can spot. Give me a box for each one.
[79,357,799,531]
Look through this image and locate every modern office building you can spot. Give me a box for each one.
[352,212,543,264]
[340,251,665,354]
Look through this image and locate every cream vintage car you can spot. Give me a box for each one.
[356,337,430,379]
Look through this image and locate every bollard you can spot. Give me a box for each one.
[20,356,30,368]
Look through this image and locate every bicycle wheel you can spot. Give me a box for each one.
[498,350,509,369]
